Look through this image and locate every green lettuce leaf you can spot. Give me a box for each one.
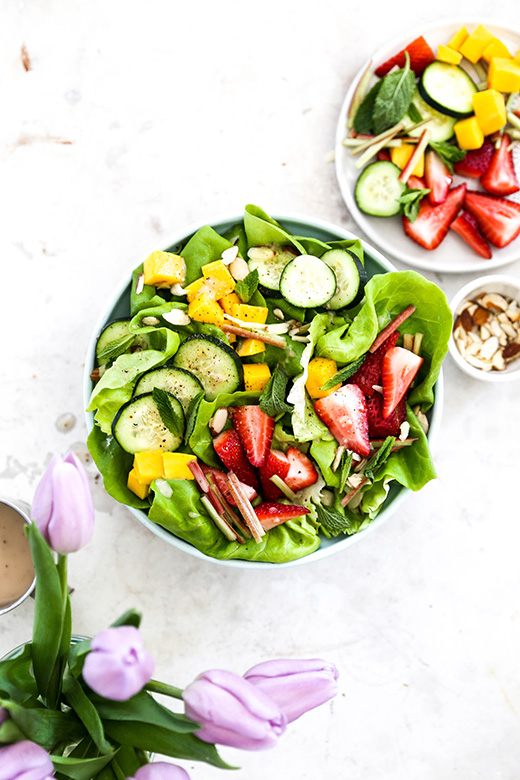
[244,204,305,253]
[287,313,330,441]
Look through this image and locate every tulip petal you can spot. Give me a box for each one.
[131,763,191,780]
[82,626,154,701]
[0,741,54,780]
[46,461,94,553]
[32,455,60,541]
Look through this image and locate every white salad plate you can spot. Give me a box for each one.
[84,212,444,569]
[335,18,520,274]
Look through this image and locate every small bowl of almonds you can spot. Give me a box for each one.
[449,275,520,382]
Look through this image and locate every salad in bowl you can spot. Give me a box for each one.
[85,206,450,566]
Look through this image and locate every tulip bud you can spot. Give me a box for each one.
[0,740,54,780]
[243,658,339,723]
[182,669,286,751]
[82,626,155,701]
[129,763,190,780]
[32,452,94,554]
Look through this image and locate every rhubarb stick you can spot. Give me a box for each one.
[200,496,239,542]
[221,324,287,349]
[226,473,265,543]
[187,460,210,493]
[398,128,431,184]
[369,305,416,353]
[340,477,369,507]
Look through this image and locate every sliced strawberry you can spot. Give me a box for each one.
[425,150,452,205]
[480,133,520,197]
[407,175,427,190]
[464,190,520,248]
[367,392,407,438]
[453,141,494,179]
[374,36,435,78]
[212,428,259,491]
[201,465,258,506]
[231,405,275,468]
[349,331,399,397]
[284,447,318,492]
[377,149,391,162]
[254,502,310,532]
[314,384,370,457]
[450,211,492,259]
[258,450,290,501]
[382,347,423,419]
[403,183,466,250]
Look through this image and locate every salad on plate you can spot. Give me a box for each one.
[86,205,451,563]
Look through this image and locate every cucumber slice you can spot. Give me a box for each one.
[246,244,298,292]
[355,161,406,217]
[173,335,243,401]
[407,90,457,142]
[133,366,203,412]
[279,255,336,309]
[419,62,477,118]
[96,318,150,365]
[112,392,184,453]
[321,249,367,310]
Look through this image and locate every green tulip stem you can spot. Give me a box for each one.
[57,554,68,613]
[111,758,127,780]
[145,679,184,700]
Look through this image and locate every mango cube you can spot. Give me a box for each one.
[459,24,494,63]
[231,303,269,324]
[134,450,165,484]
[488,57,520,93]
[515,49,520,66]
[437,44,462,65]
[184,276,231,303]
[236,338,265,357]
[306,357,340,399]
[482,38,511,63]
[447,26,469,52]
[200,261,235,298]
[454,116,484,150]
[390,144,424,177]
[143,251,185,288]
[472,89,507,135]
[162,453,197,480]
[243,363,271,393]
[127,469,149,499]
[188,293,225,326]
[219,291,241,315]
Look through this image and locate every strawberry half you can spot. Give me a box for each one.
[367,392,407,438]
[349,331,399,397]
[212,428,259,491]
[450,212,492,259]
[231,405,275,468]
[314,384,370,457]
[382,347,423,419]
[284,447,318,492]
[377,149,391,162]
[201,465,258,506]
[407,175,427,190]
[464,190,520,248]
[259,449,290,501]
[254,502,310,532]
[453,141,494,179]
[425,150,452,205]
[403,183,466,250]
[374,36,435,77]
[480,133,520,197]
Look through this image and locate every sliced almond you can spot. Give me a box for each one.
[221,246,239,265]
[247,245,275,262]
[478,335,499,360]
[142,316,160,326]
[162,309,190,326]
[209,408,228,436]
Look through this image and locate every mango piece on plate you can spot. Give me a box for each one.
[488,57,520,93]
[236,338,266,357]
[306,357,340,399]
[472,89,507,135]
[482,38,511,63]
[219,291,241,315]
[134,450,165,484]
[459,24,494,63]
[454,116,484,150]
[231,303,269,324]
[391,144,424,177]
[243,363,271,392]
[447,26,469,52]
[437,44,462,65]
[143,251,185,288]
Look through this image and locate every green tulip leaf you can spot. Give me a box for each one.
[62,674,112,754]
[0,644,38,703]
[94,690,197,734]
[1,698,86,751]
[51,752,117,780]
[110,608,142,629]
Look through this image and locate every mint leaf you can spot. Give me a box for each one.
[339,451,353,493]
[321,356,365,392]
[407,102,423,124]
[372,54,416,135]
[259,365,293,417]
[314,502,358,536]
[353,80,383,134]
[364,436,395,481]
[429,141,466,173]
[184,391,204,443]
[399,188,431,222]
[234,269,259,303]
[153,388,184,438]
[97,335,136,365]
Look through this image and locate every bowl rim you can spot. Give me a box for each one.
[0,498,36,615]
[84,210,444,569]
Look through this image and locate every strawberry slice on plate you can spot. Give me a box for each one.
[425,150,452,205]
[407,175,427,190]
[453,141,494,179]
[450,211,492,259]
[367,392,407,438]
[201,465,258,506]
[254,502,310,532]
[374,36,435,78]
[349,330,399,397]
[480,133,520,197]
[464,190,520,248]
[403,183,466,250]
[314,384,370,457]
[284,447,318,492]
[382,347,423,419]
[259,449,290,501]
[212,428,259,491]
[231,405,275,467]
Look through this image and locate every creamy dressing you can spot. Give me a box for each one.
[0,504,35,608]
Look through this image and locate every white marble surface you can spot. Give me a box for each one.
[2,1,520,778]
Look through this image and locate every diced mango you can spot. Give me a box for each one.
[472,89,507,135]
[200,261,235,298]
[219,291,241,315]
[306,357,340,399]
[188,293,225,326]
[515,48,520,66]
[459,24,494,63]
[134,450,165,484]
[236,338,266,357]
[437,44,462,65]
[390,144,424,177]
[454,116,484,150]
[488,57,520,93]
[243,363,271,393]
[231,303,269,324]
[162,453,197,480]
[447,26,469,52]
[227,333,237,344]
[184,276,230,303]
[482,38,511,63]
[127,469,150,499]
[143,251,185,288]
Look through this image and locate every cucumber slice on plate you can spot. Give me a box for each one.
[112,392,184,453]
[246,244,298,292]
[96,318,150,365]
[133,366,203,412]
[173,335,243,401]
[406,90,457,142]
[355,161,406,217]
[279,254,336,308]
[321,249,367,310]
[419,62,477,118]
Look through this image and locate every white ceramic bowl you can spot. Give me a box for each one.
[84,212,444,568]
[449,274,520,381]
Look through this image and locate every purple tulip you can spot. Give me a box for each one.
[0,740,54,780]
[32,452,94,554]
[128,763,190,780]
[243,658,339,723]
[82,626,155,701]
[182,669,286,751]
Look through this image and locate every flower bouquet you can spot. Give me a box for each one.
[0,453,338,780]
